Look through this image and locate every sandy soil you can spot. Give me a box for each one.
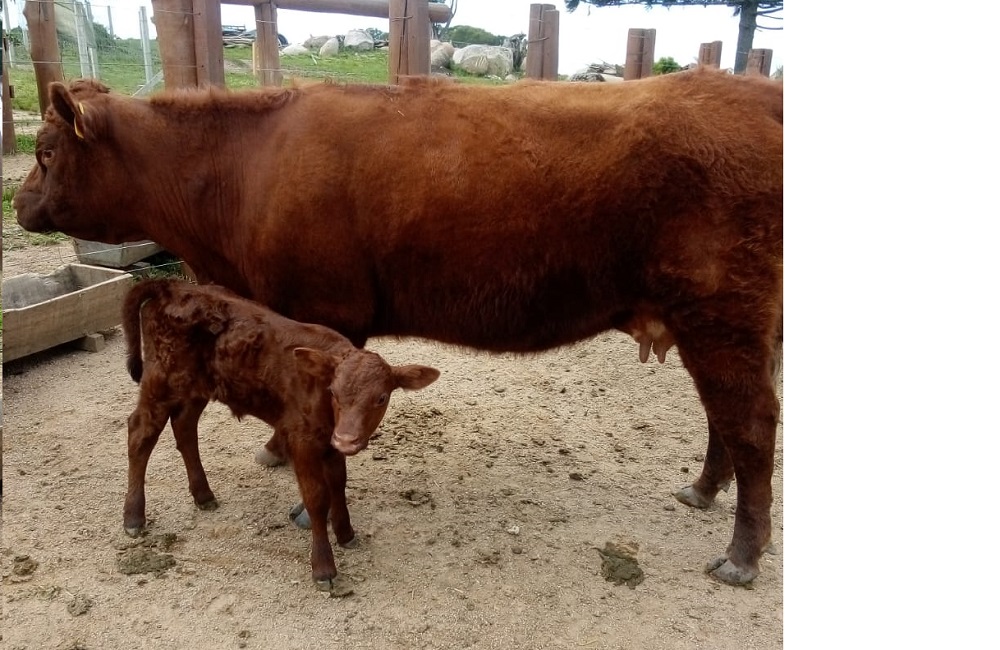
[2,153,783,649]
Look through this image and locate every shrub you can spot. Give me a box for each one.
[441,25,503,47]
[652,56,682,75]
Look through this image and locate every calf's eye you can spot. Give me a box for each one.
[377,394,388,406]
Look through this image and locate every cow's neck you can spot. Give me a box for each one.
[122,97,260,294]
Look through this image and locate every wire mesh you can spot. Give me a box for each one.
[3,0,164,152]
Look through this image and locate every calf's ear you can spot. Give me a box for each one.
[392,365,440,392]
[293,347,337,380]
[48,82,97,141]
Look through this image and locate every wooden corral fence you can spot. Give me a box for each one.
[698,40,724,68]
[624,28,655,80]
[148,0,454,90]
[746,47,773,76]
[526,3,559,81]
[21,0,64,115]
[3,34,15,154]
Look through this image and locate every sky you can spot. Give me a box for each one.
[5,0,783,76]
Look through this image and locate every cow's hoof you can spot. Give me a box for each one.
[315,574,354,597]
[705,556,758,585]
[339,535,359,549]
[674,485,713,509]
[255,447,286,467]
[196,498,219,511]
[289,502,311,529]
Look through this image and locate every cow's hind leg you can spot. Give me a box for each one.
[123,398,171,536]
[255,431,287,467]
[169,398,217,510]
[673,317,781,586]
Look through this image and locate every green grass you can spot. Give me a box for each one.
[15,133,37,154]
[7,42,518,114]
[223,47,395,84]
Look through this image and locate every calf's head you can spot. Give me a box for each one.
[14,80,149,243]
[293,347,440,456]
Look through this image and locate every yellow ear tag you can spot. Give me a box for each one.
[74,103,86,140]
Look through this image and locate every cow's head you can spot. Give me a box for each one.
[293,347,440,456]
[14,80,150,243]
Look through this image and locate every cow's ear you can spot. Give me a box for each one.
[293,347,337,380]
[392,365,440,392]
[49,82,96,141]
[49,83,77,125]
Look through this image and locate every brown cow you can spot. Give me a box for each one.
[14,68,782,585]
[121,277,439,589]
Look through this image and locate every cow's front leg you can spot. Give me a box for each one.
[674,420,734,509]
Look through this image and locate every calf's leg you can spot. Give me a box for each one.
[672,312,780,585]
[324,448,356,548]
[288,446,356,541]
[288,439,340,589]
[169,398,217,510]
[123,398,172,536]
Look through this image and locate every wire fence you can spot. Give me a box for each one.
[0,2,400,282]
[3,0,164,150]
[2,236,184,281]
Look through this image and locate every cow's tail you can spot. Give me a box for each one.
[123,277,172,383]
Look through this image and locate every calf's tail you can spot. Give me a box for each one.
[122,278,173,383]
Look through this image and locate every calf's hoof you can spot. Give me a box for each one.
[339,535,359,549]
[705,556,759,586]
[315,573,354,597]
[289,502,311,530]
[124,524,144,538]
[196,498,219,511]
[255,447,286,467]
[674,485,714,509]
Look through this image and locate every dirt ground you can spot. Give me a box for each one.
[2,152,783,649]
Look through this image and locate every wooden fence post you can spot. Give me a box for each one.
[542,6,559,80]
[388,0,430,85]
[22,0,63,115]
[2,35,16,155]
[698,40,723,68]
[254,0,282,86]
[526,4,558,80]
[152,0,198,88]
[745,48,773,77]
[624,28,655,80]
[192,0,225,87]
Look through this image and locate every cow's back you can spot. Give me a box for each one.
[247,69,782,350]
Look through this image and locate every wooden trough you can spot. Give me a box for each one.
[1,264,133,362]
[73,239,163,268]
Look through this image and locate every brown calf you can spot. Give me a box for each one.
[121,278,439,588]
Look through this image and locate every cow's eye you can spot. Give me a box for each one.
[38,149,55,167]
